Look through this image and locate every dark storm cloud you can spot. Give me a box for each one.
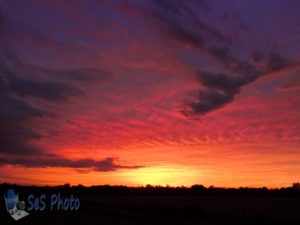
[142,0,292,116]
[0,8,111,156]
[0,156,142,172]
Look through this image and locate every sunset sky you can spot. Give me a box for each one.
[0,0,299,187]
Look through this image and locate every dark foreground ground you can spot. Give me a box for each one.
[1,184,300,225]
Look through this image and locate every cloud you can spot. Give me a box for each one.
[267,53,287,71]
[185,88,238,115]
[183,69,259,115]
[197,71,252,91]
[0,92,44,154]
[7,75,83,102]
[0,8,111,155]
[149,0,230,48]
[138,1,293,117]
[55,68,111,83]
[0,155,142,172]
[277,81,300,92]
[184,52,291,116]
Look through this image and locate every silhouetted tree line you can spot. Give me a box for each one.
[1,183,300,197]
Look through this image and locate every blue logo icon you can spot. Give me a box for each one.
[4,189,29,221]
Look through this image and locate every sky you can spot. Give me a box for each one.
[0,0,299,188]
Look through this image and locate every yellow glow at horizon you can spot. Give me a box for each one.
[122,165,200,186]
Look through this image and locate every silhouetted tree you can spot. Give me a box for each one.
[292,182,300,190]
[191,184,205,190]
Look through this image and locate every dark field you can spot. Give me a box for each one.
[1,184,300,225]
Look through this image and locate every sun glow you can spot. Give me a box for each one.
[123,165,200,186]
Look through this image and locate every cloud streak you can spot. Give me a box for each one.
[150,0,230,48]
[138,0,294,116]
[0,155,143,172]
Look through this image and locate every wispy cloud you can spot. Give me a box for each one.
[0,8,127,173]
[133,0,296,117]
